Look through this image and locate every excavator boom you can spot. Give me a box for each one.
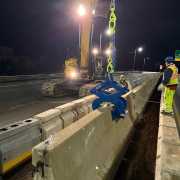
[80,0,97,76]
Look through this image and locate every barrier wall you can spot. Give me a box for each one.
[79,72,157,97]
[33,107,134,180]
[34,97,94,140]
[32,73,160,180]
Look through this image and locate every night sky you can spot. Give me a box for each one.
[0,0,180,74]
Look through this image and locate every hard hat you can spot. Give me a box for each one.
[165,56,174,63]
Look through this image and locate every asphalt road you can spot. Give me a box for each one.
[0,79,75,126]
[0,80,46,113]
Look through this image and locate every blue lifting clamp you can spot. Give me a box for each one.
[90,77,129,120]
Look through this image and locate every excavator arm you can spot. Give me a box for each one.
[79,0,97,76]
[41,0,98,97]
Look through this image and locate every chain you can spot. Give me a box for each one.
[109,1,117,34]
[106,43,114,73]
[107,0,116,74]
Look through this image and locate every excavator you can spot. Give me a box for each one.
[41,0,118,97]
[42,0,98,97]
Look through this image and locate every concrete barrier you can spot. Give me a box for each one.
[32,107,134,180]
[132,76,157,119]
[32,73,160,180]
[34,96,95,140]
[79,71,158,97]
[113,71,156,88]
[0,118,41,174]
[34,72,159,141]
[34,109,63,140]
[55,98,94,122]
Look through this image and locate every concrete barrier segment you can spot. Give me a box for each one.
[34,109,63,140]
[32,107,134,180]
[33,95,96,140]
[32,73,161,180]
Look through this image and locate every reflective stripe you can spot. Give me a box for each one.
[167,65,179,85]
[1,151,32,174]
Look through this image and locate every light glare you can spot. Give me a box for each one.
[105,48,112,56]
[78,4,86,17]
[92,48,99,56]
[70,71,78,79]
[137,47,143,53]
[105,29,113,36]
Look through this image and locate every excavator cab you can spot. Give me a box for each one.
[64,58,80,80]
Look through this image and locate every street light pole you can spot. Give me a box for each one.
[133,49,137,70]
[77,4,86,62]
[78,23,81,50]
[99,33,102,52]
[143,57,150,71]
[143,57,146,71]
[133,46,144,70]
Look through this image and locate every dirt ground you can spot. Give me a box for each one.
[114,91,161,180]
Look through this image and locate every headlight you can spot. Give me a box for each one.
[69,71,78,79]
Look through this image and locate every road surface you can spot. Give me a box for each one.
[0,79,75,126]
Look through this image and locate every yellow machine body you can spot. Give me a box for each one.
[79,0,97,76]
[64,58,79,79]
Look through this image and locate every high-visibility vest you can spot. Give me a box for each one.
[167,64,179,85]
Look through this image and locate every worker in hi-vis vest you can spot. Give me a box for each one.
[159,57,179,115]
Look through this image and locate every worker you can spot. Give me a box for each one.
[160,57,179,115]
[119,75,131,90]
